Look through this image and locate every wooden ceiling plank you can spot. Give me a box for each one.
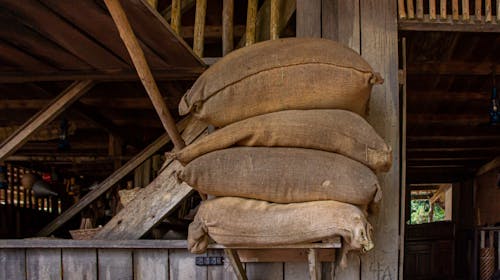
[0,40,56,72]
[0,81,94,161]
[37,117,191,237]
[0,0,128,69]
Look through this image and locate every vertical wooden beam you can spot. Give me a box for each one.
[497,0,500,21]
[0,81,93,162]
[193,0,207,56]
[322,0,360,53]
[398,0,407,19]
[246,0,258,46]
[224,249,247,280]
[37,118,190,237]
[307,249,321,280]
[296,0,321,38]
[170,0,182,35]
[416,0,424,18]
[407,0,415,18]
[462,0,470,20]
[399,37,407,280]
[475,0,482,21]
[104,0,185,151]
[452,0,459,20]
[485,0,492,22]
[270,0,280,39]
[360,0,400,279]
[222,0,234,55]
[440,0,447,19]
[430,0,437,20]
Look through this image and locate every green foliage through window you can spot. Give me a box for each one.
[409,199,446,225]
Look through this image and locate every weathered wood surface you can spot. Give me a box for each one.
[208,250,238,280]
[134,249,169,280]
[307,249,321,280]
[38,118,190,237]
[246,263,283,280]
[245,0,258,46]
[0,81,93,162]
[296,0,321,38]
[193,0,207,57]
[62,249,97,280]
[98,249,133,280]
[26,249,61,280]
[94,118,207,239]
[0,249,26,280]
[170,249,208,280]
[360,0,400,279]
[321,0,360,53]
[222,0,234,55]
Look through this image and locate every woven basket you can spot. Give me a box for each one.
[480,247,495,280]
[69,228,101,240]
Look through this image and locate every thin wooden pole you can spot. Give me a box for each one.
[430,0,437,20]
[0,81,93,162]
[246,0,258,46]
[398,0,407,19]
[193,0,207,57]
[497,0,500,22]
[475,0,482,21]
[407,0,415,19]
[462,0,470,20]
[452,0,459,20]
[170,0,182,35]
[224,249,248,280]
[104,0,186,150]
[485,0,491,22]
[222,0,234,55]
[440,0,447,19]
[270,0,280,39]
[416,0,424,19]
[307,248,321,280]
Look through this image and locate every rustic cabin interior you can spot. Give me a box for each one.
[0,0,499,279]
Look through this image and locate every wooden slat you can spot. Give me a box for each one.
[485,0,492,22]
[236,249,335,262]
[26,249,61,280]
[408,62,500,75]
[93,119,207,239]
[307,249,320,280]
[440,0,447,19]
[97,249,132,280]
[270,0,280,39]
[104,0,186,151]
[321,0,360,53]
[0,81,94,162]
[62,249,97,280]
[284,262,309,280]
[407,0,415,18]
[170,0,182,35]
[134,249,169,280]
[37,117,190,237]
[0,41,56,72]
[169,249,207,280]
[222,0,234,55]
[430,0,437,19]
[398,0,407,19]
[245,263,283,280]
[497,0,500,21]
[360,0,400,280]
[193,0,207,57]
[398,19,500,32]
[296,0,321,37]
[452,0,459,19]
[245,0,258,46]
[207,250,238,280]
[0,249,26,280]
[417,0,424,18]
[476,156,500,176]
[462,0,470,20]
[475,0,482,20]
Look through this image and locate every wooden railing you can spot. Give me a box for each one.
[398,0,499,23]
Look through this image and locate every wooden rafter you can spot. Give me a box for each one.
[0,80,94,162]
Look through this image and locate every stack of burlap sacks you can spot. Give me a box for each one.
[175,38,392,264]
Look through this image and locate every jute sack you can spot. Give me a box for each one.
[188,197,374,259]
[179,38,383,127]
[176,109,392,172]
[179,147,382,206]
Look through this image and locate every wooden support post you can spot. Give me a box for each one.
[246,0,258,46]
[416,0,424,18]
[37,118,190,237]
[104,0,185,151]
[462,0,470,20]
[407,0,415,18]
[170,0,182,35]
[296,0,321,37]
[307,248,321,280]
[475,0,482,21]
[452,0,459,20]
[430,0,437,20]
[270,0,280,39]
[224,249,247,280]
[222,0,234,55]
[440,0,447,19]
[193,0,207,57]
[0,81,93,162]
[398,0,407,19]
[485,0,492,22]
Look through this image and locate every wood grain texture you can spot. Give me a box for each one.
[321,0,360,53]
[98,249,132,280]
[170,0,182,34]
[0,249,26,280]
[169,249,207,280]
[296,0,321,38]
[62,249,97,280]
[207,250,238,280]
[360,0,400,279]
[134,249,169,280]
[245,263,283,280]
[222,0,234,55]
[284,262,309,280]
[270,0,280,39]
[26,249,61,280]
[245,0,258,46]
[193,0,207,57]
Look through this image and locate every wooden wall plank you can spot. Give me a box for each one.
[360,0,400,280]
[0,41,56,72]
[98,249,133,280]
[62,249,97,280]
[207,250,238,280]
[284,262,308,280]
[169,249,207,280]
[0,249,26,280]
[134,249,169,280]
[296,0,321,38]
[321,0,360,53]
[245,263,283,280]
[26,249,61,280]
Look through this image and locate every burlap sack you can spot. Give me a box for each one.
[176,109,392,172]
[179,147,381,206]
[179,38,383,127]
[188,197,374,257]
